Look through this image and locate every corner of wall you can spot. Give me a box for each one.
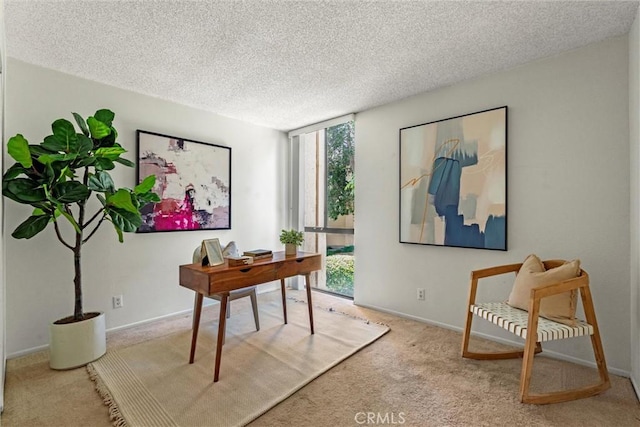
[629,6,640,400]
[0,2,6,413]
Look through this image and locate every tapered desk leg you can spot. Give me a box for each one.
[213,292,229,382]
[189,292,204,363]
[280,279,288,324]
[304,274,314,334]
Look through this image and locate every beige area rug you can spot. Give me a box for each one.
[87,297,389,427]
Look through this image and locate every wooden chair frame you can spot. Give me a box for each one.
[192,287,260,344]
[460,261,610,404]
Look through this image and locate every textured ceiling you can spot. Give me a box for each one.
[4,1,639,131]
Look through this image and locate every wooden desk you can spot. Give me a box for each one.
[179,251,322,382]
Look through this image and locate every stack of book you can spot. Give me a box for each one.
[242,249,273,261]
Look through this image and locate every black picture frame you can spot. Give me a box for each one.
[136,130,231,233]
[399,106,507,250]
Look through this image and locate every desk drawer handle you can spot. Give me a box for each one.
[240,268,252,273]
[296,259,304,263]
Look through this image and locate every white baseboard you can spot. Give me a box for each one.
[7,343,48,359]
[7,284,280,360]
[106,306,198,334]
[631,375,640,401]
[355,301,462,333]
[105,284,277,334]
[354,301,631,378]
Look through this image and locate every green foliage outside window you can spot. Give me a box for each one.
[326,254,354,297]
[326,121,355,221]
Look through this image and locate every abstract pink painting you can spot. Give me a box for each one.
[136,130,231,232]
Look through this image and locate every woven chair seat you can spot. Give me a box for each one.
[471,302,594,342]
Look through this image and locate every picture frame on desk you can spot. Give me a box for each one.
[202,238,225,266]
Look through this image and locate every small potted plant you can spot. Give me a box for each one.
[2,109,159,369]
[279,229,304,256]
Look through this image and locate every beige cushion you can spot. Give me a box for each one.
[507,254,580,326]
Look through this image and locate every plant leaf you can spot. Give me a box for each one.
[106,189,137,213]
[41,135,67,152]
[111,221,124,243]
[135,192,161,204]
[77,156,97,167]
[95,146,126,160]
[106,206,142,235]
[114,157,135,167]
[88,171,115,193]
[1,188,23,205]
[94,157,115,171]
[53,181,91,203]
[97,127,118,147]
[134,175,156,194]
[51,119,78,150]
[56,207,81,233]
[43,162,57,186]
[11,215,50,239]
[87,116,111,139]
[7,134,32,168]
[76,134,93,154]
[58,166,75,181]
[32,207,60,221]
[94,109,115,127]
[36,139,58,155]
[5,179,47,203]
[72,112,90,137]
[38,152,78,165]
[29,144,56,156]
[3,163,28,181]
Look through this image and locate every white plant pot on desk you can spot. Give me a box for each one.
[49,312,106,370]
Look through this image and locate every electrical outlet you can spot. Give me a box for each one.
[112,295,124,309]
[417,288,425,301]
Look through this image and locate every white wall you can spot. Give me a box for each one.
[4,59,288,356]
[0,5,5,412]
[630,9,640,395]
[355,36,631,373]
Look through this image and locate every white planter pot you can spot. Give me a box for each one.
[49,312,106,370]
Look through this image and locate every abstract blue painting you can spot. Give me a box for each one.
[399,106,507,250]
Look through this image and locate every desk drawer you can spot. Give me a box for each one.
[277,255,322,278]
[208,263,277,294]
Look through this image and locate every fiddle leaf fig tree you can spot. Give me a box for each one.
[2,109,160,322]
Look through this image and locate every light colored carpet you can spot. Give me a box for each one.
[87,297,389,427]
[2,289,639,426]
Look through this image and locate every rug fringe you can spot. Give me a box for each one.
[87,363,128,427]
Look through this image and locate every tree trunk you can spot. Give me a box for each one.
[74,169,89,321]
[73,233,82,321]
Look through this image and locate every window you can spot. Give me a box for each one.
[289,116,355,297]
